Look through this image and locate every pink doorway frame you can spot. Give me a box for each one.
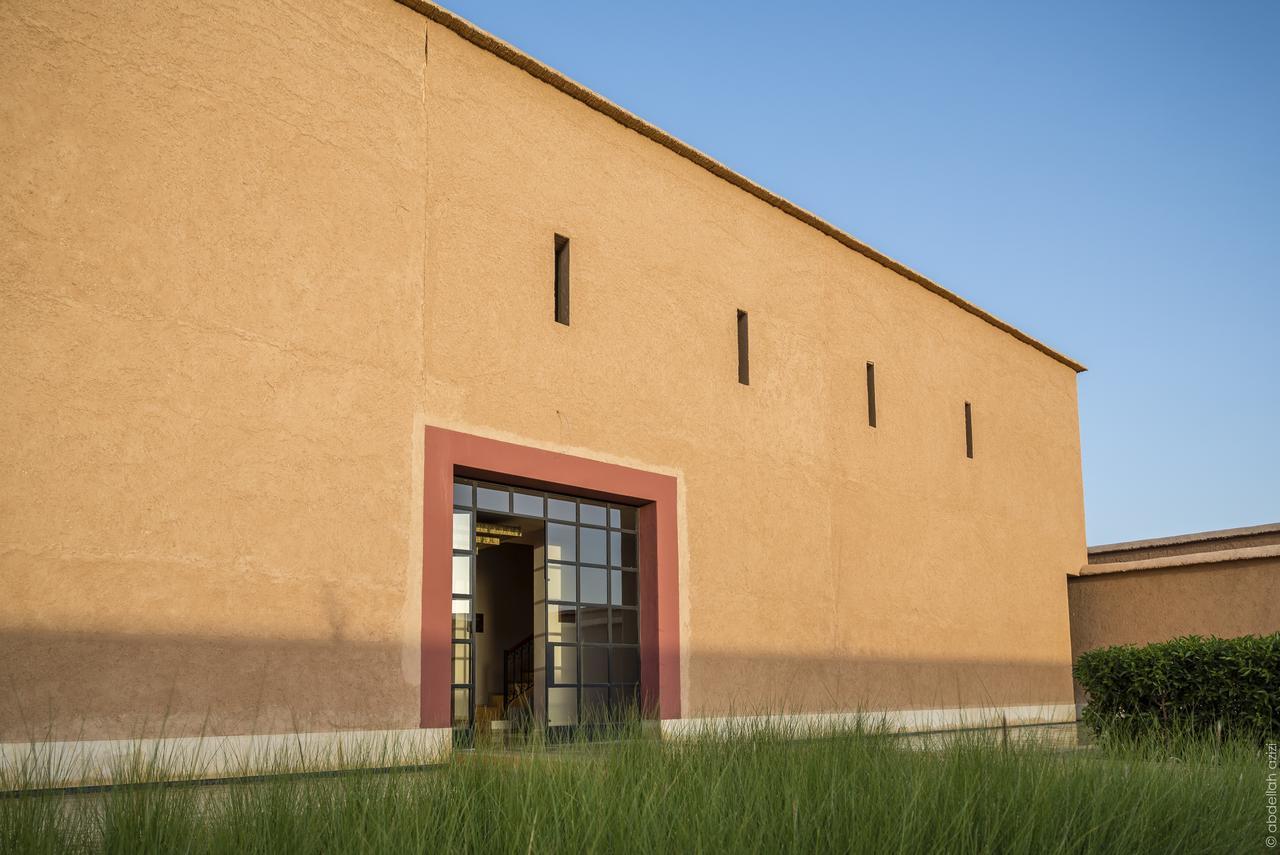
[421,426,680,727]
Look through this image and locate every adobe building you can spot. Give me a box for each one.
[0,1,1088,771]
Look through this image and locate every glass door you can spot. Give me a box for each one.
[451,477,641,743]
[536,496,641,737]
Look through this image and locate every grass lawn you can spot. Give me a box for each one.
[0,720,1262,854]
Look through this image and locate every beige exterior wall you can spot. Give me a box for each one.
[1,0,430,741]
[0,0,1085,743]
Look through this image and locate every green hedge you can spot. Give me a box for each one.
[1074,633,1280,742]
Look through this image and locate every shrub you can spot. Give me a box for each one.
[1075,633,1280,742]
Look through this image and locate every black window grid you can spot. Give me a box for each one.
[453,478,643,728]
[450,501,477,741]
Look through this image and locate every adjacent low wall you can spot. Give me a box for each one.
[1068,523,1280,671]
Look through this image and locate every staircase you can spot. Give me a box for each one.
[473,693,509,743]
[503,634,534,715]
[473,635,535,745]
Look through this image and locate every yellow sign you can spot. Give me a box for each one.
[476,524,519,537]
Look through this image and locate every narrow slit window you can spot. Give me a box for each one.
[964,401,974,459]
[554,234,570,326]
[736,310,749,385]
[866,362,877,427]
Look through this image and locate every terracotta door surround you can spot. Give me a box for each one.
[422,426,680,727]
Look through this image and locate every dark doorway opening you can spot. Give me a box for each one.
[473,517,537,738]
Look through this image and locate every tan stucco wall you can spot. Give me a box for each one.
[1,0,431,741]
[1,0,1085,742]
[1068,559,1280,659]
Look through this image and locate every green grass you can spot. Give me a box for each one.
[0,719,1262,854]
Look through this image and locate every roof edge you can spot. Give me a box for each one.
[1088,521,1280,555]
[1077,543,1280,576]
[396,0,1087,373]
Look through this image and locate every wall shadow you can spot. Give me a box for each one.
[1,628,1073,743]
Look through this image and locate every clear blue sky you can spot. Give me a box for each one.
[442,0,1279,545]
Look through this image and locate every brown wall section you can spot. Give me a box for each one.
[417,14,1085,718]
[1068,559,1280,658]
[1069,524,1280,664]
[1,0,1086,743]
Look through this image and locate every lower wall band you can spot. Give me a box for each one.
[2,703,1077,789]
[0,727,453,790]
[660,703,1080,737]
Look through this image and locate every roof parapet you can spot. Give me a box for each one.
[397,0,1086,373]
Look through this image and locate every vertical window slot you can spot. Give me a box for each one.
[866,362,877,427]
[964,401,974,459]
[736,310,749,385]
[554,234,570,326]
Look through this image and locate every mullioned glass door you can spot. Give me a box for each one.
[450,478,640,742]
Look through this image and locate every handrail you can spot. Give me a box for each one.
[503,635,535,713]
[505,634,534,656]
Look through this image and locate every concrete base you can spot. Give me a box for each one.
[661,703,1079,738]
[2,703,1078,789]
[0,727,453,790]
